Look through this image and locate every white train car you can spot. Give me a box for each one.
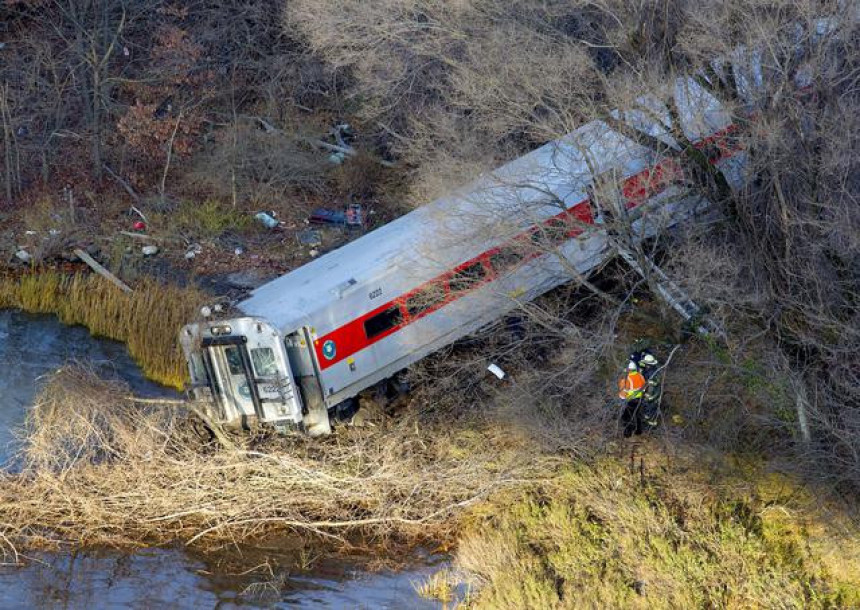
[181,69,757,434]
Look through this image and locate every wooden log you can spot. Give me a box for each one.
[73,248,133,294]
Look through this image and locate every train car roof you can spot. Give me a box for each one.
[238,127,602,331]
[239,77,730,332]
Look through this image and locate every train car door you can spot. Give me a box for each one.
[204,338,262,423]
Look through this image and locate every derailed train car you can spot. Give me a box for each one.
[180,40,799,434]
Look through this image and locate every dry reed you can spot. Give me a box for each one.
[0,367,548,555]
[0,272,208,388]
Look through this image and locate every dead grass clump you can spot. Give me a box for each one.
[0,367,551,554]
[0,272,207,387]
[455,450,860,609]
[412,568,458,603]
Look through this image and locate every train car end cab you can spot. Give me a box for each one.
[180,317,331,436]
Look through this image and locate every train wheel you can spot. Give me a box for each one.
[333,397,360,423]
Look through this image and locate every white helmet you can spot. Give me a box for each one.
[627,361,639,371]
[641,354,658,366]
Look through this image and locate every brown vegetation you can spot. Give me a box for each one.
[0,367,547,552]
[1,0,859,605]
[287,0,860,490]
[0,272,207,387]
[454,453,860,608]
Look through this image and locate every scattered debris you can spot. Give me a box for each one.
[328,151,347,165]
[141,245,159,256]
[255,211,280,229]
[333,122,354,145]
[309,249,319,258]
[15,249,31,263]
[133,221,146,231]
[224,270,267,290]
[487,363,506,380]
[345,203,364,227]
[184,244,202,260]
[234,247,244,256]
[309,208,346,226]
[297,228,322,247]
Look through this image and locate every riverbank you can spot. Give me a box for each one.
[0,272,207,388]
[1,366,858,608]
[0,366,549,552]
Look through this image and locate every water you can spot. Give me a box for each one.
[0,311,452,608]
[0,310,176,465]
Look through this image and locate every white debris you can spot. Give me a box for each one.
[15,249,31,263]
[255,211,279,229]
[141,245,159,256]
[487,363,506,380]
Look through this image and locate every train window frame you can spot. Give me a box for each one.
[189,352,208,384]
[363,305,404,339]
[448,260,488,294]
[250,347,279,378]
[405,282,447,319]
[489,246,524,273]
[224,346,244,376]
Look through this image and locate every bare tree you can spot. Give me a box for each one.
[287,0,860,484]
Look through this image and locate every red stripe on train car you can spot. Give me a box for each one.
[312,126,743,371]
[312,201,595,370]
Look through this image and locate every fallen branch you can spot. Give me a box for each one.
[0,366,550,553]
[125,395,238,452]
[73,248,133,294]
[102,164,141,203]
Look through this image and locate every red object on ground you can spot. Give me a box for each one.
[133,221,146,231]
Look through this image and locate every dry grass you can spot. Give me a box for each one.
[413,568,458,603]
[455,447,860,609]
[0,367,552,556]
[0,272,207,388]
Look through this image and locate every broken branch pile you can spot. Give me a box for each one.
[0,367,547,556]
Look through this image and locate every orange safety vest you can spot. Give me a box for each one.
[618,370,647,400]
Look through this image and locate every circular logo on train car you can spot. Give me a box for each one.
[322,340,337,360]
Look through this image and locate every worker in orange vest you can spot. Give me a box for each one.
[618,361,648,437]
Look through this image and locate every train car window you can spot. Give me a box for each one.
[250,347,278,377]
[406,282,447,318]
[703,142,723,164]
[489,247,524,273]
[189,353,208,384]
[224,346,244,375]
[364,305,403,339]
[449,261,487,293]
[545,218,570,244]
